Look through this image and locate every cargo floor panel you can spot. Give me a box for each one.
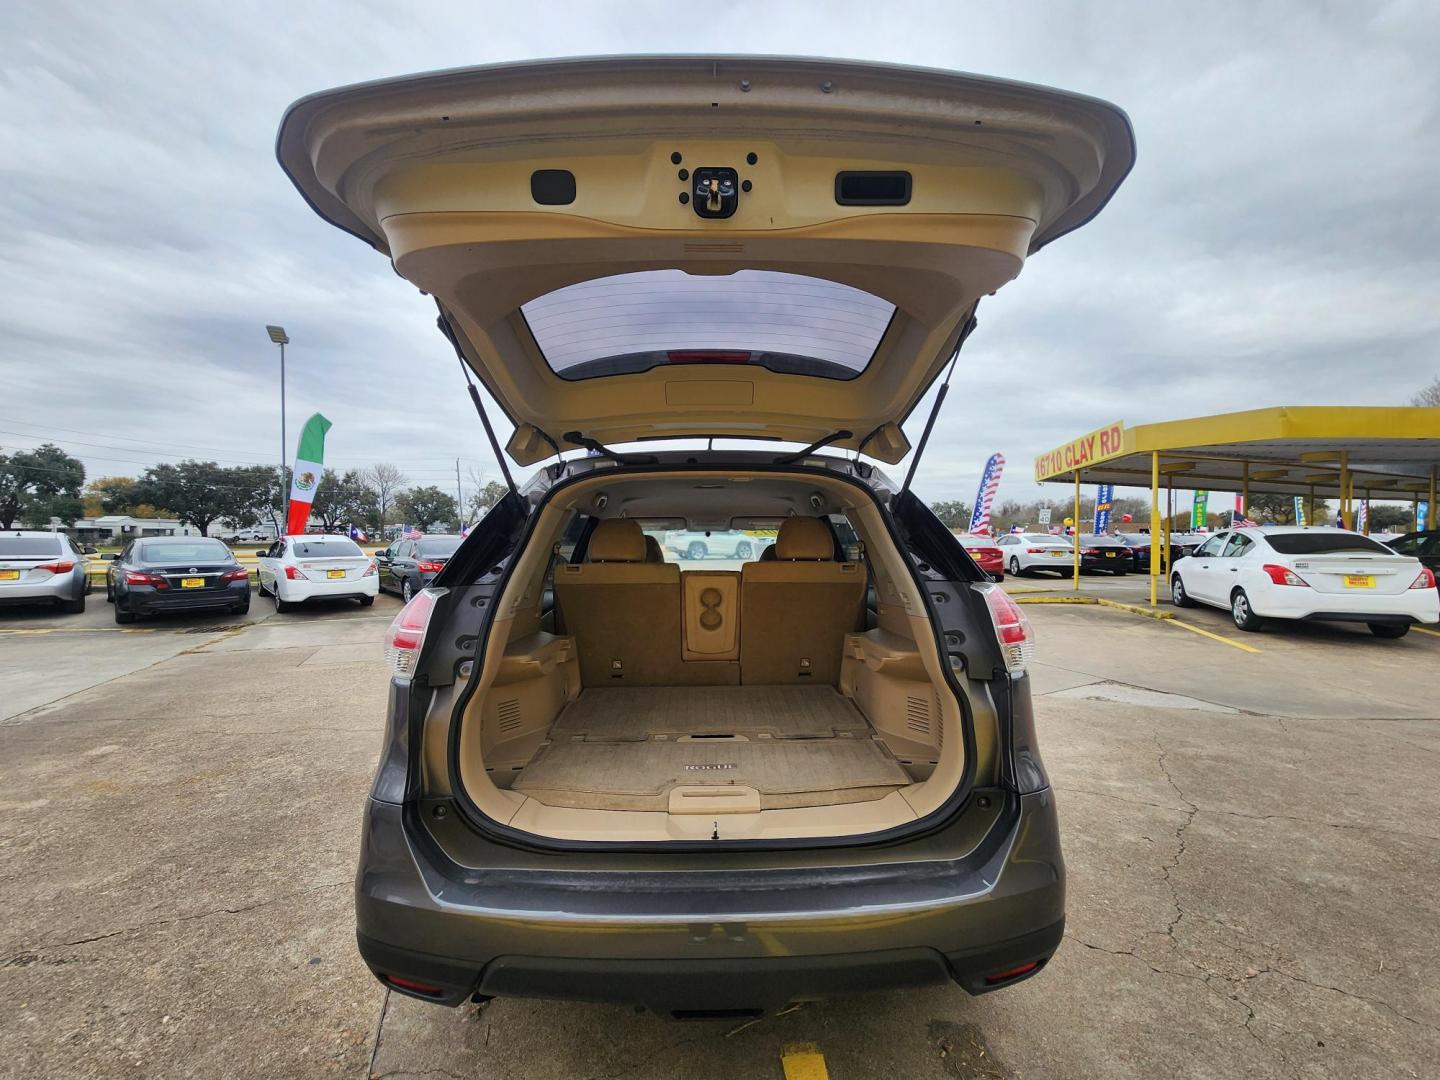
[513,686,909,811]
[549,685,872,741]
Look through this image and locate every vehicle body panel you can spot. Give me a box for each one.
[108,537,248,618]
[256,535,378,606]
[0,532,89,609]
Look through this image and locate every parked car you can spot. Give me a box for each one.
[1115,532,1185,572]
[958,534,1004,581]
[1073,534,1130,575]
[255,535,378,612]
[663,529,773,561]
[996,532,1075,576]
[278,55,1133,1015]
[1170,527,1439,636]
[1382,530,1440,578]
[0,530,89,613]
[377,535,463,602]
[106,536,248,623]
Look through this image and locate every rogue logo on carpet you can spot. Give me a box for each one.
[683,763,737,771]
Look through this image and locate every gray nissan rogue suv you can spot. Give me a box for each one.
[276,54,1133,1016]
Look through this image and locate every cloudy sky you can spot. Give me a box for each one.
[4,1,1438,511]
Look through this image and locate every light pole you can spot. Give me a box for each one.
[265,325,289,504]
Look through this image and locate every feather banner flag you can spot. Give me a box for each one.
[285,413,332,536]
[967,453,1006,533]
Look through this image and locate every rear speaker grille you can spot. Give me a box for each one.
[496,698,522,734]
[905,694,931,737]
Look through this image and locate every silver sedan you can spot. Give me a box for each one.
[0,531,90,613]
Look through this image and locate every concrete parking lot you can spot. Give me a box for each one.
[2,584,1438,1078]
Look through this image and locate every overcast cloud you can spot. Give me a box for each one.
[3,1,1438,509]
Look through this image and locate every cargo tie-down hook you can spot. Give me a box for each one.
[705,176,723,213]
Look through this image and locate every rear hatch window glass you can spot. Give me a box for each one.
[520,270,896,381]
[0,537,63,558]
[293,539,364,558]
[417,538,462,558]
[1266,533,1393,556]
[139,540,231,563]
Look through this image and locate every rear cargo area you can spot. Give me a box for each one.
[509,686,910,812]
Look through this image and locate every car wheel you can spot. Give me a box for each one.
[1008,556,1023,577]
[1170,574,1196,608]
[686,541,707,560]
[115,602,137,625]
[60,594,85,614]
[359,594,375,607]
[1369,623,1409,639]
[1230,589,1263,632]
[1113,567,1128,576]
[105,580,114,602]
[274,589,294,614]
[735,541,753,559]
[402,579,414,604]
[232,601,251,615]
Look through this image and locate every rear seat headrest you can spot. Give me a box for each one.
[588,519,647,562]
[775,517,835,561]
[643,534,665,563]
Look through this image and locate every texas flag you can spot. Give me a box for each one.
[285,413,331,536]
[348,524,367,542]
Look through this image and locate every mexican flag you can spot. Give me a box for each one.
[286,413,332,536]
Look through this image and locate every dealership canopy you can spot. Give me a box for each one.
[1033,406,1440,604]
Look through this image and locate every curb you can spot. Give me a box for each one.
[1013,594,1176,621]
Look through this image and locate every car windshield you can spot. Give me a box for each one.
[521,270,896,381]
[1265,533,1394,556]
[292,539,363,558]
[138,540,230,564]
[417,538,462,557]
[0,537,63,558]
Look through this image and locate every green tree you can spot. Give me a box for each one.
[130,460,243,537]
[0,444,86,528]
[1367,504,1412,531]
[395,485,458,531]
[928,500,973,530]
[466,480,510,522]
[311,469,378,532]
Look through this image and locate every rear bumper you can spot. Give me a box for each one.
[125,582,250,613]
[354,790,1066,1012]
[1250,587,1438,624]
[0,577,79,603]
[280,576,379,602]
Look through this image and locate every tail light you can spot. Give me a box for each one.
[1082,547,1101,556]
[284,565,303,580]
[384,587,443,679]
[382,974,446,997]
[124,570,168,588]
[36,561,76,574]
[984,960,1041,985]
[221,568,250,581]
[1025,547,1045,554]
[1410,566,1436,590]
[415,560,445,573]
[363,560,378,577]
[1261,564,1309,587]
[973,582,1035,673]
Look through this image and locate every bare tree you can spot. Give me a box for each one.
[464,466,510,521]
[1411,377,1440,407]
[362,463,409,531]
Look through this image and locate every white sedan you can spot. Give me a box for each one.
[1170,526,1438,637]
[256,534,379,612]
[996,532,1076,576]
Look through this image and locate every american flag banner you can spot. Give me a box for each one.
[1356,501,1369,533]
[967,453,1006,534]
[1231,492,1258,528]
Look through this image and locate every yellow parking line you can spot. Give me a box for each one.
[1412,626,1440,638]
[1166,617,1262,653]
[780,1044,830,1080]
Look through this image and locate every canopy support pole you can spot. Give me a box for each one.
[1163,473,1173,578]
[1073,470,1081,592]
[1149,451,1160,607]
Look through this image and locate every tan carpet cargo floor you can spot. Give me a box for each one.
[514,686,909,811]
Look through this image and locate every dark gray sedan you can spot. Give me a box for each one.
[376,535,464,603]
[106,536,250,623]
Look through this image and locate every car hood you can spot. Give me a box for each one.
[278,55,1133,464]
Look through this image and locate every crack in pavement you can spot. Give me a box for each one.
[1056,785,1440,844]
[3,880,349,965]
